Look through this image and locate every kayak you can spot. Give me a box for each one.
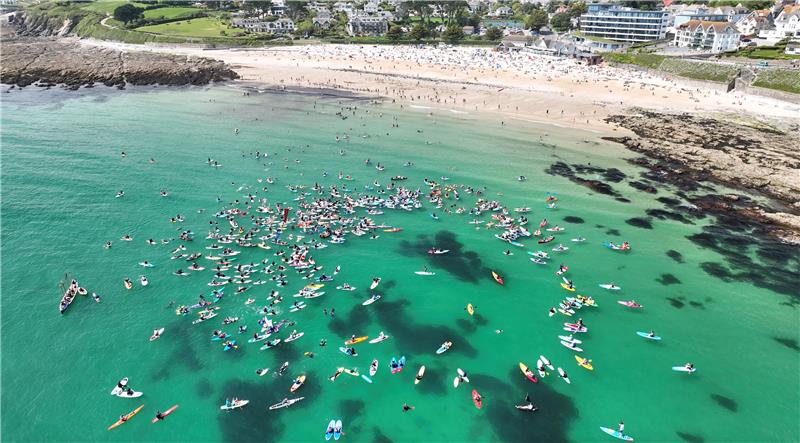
[600,427,634,441]
[414,365,426,384]
[149,328,165,342]
[599,284,621,290]
[560,282,576,292]
[491,271,504,285]
[618,300,642,308]
[223,340,237,351]
[334,420,343,441]
[325,419,336,441]
[108,404,144,430]
[540,355,554,370]
[672,366,697,373]
[290,375,306,392]
[471,389,483,409]
[560,340,583,352]
[151,405,179,423]
[519,362,538,383]
[345,336,368,345]
[466,304,475,315]
[636,331,662,341]
[558,367,571,384]
[575,355,594,370]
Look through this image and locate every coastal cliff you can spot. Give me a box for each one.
[604,110,800,243]
[0,37,239,89]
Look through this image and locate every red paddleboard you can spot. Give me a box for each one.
[491,271,504,285]
[151,405,179,423]
[472,389,483,409]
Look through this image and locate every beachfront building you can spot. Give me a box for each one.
[785,40,800,54]
[346,14,388,36]
[673,20,741,53]
[768,4,800,37]
[735,9,772,36]
[579,4,670,43]
[232,17,296,34]
[672,7,728,29]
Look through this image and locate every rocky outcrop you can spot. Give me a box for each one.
[0,38,239,89]
[604,109,800,244]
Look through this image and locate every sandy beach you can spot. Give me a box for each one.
[78,39,800,133]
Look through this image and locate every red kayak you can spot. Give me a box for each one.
[491,271,504,285]
[538,236,555,244]
[471,389,483,409]
[618,300,642,308]
[151,405,179,423]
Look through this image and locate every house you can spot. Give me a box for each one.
[490,6,513,17]
[313,16,333,29]
[672,7,728,30]
[363,0,379,14]
[772,5,800,37]
[233,17,296,34]
[673,20,741,53]
[785,40,800,54]
[735,9,771,36]
[347,15,388,36]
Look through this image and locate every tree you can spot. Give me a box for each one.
[296,19,314,36]
[568,1,587,18]
[550,12,571,32]
[113,4,144,24]
[387,24,405,40]
[409,22,428,41]
[441,23,464,43]
[526,8,548,31]
[484,26,502,41]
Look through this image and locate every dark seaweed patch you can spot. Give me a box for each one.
[372,427,395,443]
[413,362,448,395]
[397,231,487,284]
[195,377,213,398]
[328,302,373,338]
[626,217,653,229]
[688,301,704,309]
[339,399,365,418]
[605,228,621,236]
[657,273,681,285]
[773,337,800,351]
[629,180,658,193]
[658,196,682,207]
[666,250,684,263]
[456,318,477,333]
[710,394,738,412]
[473,370,578,443]
[615,197,632,203]
[563,216,584,224]
[676,431,705,443]
[646,208,694,224]
[150,319,203,382]
[603,168,627,183]
[545,162,625,200]
[666,297,685,308]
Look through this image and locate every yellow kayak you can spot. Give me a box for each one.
[560,282,576,292]
[345,336,368,345]
[466,304,474,316]
[304,283,324,290]
[575,355,594,371]
[108,404,144,430]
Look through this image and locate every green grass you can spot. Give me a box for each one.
[136,16,231,37]
[752,68,800,94]
[659,58,738,83]
[79,1,148,14]
[603,52,665,69]
[142,7,203,20]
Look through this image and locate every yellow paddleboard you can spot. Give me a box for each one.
[560,282,576,292]
[467,304,474,316]
[345,336,368,345]
[575,355,594,370]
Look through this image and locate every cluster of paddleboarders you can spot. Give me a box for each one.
[86,145,701,441]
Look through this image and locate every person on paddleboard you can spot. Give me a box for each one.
[618,421,625,437]
[577,318,585,328]
[154,411,165,421]
[648,330,656,338]
[402,403,415,412]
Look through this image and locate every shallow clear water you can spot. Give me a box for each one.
[1,85,798,443]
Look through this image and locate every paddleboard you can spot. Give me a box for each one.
[466,304,474,315]
[220,399,249,410]
[457,368,468,383]
[558,335,582,344]
[519,362,538,383]
[415,365,426,384]
[414,271,436,275]
[599,284,621,290]
[369,359,378,376]
[672,366,696,373]
[540,355,554,370]
[361,374,372,383]
[111,378,129,395]
[362,295,381,306]
[325,419,336,441]
[151,405,179,423]
[290,375,306,392]
[536,359,546,378]
[334,420,343,441]
[558,367,571,384]
[369,334,389,344]
[370,279,381,290]
[285,332,304,342]
[453,376,461,388]
[560,282,576,292]
[600,427,634,441]
[115,389,143,398]
[560,340,583,352]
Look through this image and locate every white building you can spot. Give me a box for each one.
[772,5,800,37]
[346,14,388,36]
[735,9,771,36]
[233,17,295,34]
[580,4,669,43]
[673,20,741,53]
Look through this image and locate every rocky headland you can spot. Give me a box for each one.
[604,109,800,244]
[0,37,239,89]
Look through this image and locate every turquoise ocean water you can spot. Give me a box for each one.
[1,86,798,442]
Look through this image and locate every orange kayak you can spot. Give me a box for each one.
[108,404,144,430]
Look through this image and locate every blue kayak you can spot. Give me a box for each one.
[636,331,662,341]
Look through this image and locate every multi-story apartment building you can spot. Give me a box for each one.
[580,3,669,43]
[673,20,741,52]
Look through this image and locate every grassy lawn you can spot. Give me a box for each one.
[79,1,148,14]
[752,68,800,94]
[143,7,203,20]
[659,58,738,83]
[603,52,665,69]
[136,16,231,37]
